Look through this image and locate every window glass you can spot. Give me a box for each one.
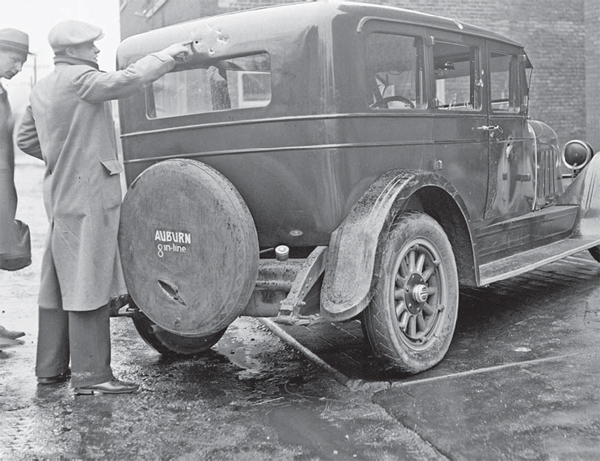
[365,33,425,110]
[147,52,271,118]
[490,51,520,113]
[433,40,481,110]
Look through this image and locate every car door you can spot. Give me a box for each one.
[429,30,489,222]
[484,41,531,220]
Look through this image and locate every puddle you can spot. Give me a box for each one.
[216,335,262,377]
[266,403,361,460]
[514,347,532,352]
[214,320,265,378]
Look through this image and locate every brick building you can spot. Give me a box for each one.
[119,0,599,151]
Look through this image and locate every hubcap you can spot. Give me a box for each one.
[413,284,429,304]
[392,241,444,347]
[405,273,428,313]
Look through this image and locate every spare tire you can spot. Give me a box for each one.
[131,310,226,356]
[119,159,258,337]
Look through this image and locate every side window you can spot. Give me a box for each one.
[490,51,521,113]
[433,40,482,111]
[365,33,425,110]
[146,52,271,119]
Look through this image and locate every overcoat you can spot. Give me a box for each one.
[17,53,176,311]
[0,83,18,252]
[0,82,30,270]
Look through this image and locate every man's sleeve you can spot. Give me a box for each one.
[73,51,176,103]
[16,105,43,160]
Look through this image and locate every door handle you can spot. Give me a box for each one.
[476,124,502,133]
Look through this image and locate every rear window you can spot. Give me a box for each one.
[146,52,271,119]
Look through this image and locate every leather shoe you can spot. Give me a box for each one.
[38,369,71,385]
[74,379,139,395]
[0,325,25,340]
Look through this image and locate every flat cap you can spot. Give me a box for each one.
[0,28,30,55]
[48,20,104,52]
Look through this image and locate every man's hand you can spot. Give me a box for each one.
[161,42,193,61]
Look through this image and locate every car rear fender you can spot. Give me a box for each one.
[320,169,475,321]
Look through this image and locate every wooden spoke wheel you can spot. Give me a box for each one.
[362,211,459,374]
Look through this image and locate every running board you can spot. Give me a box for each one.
[479,237,600,286]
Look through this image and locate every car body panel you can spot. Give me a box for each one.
[117,1,600,323]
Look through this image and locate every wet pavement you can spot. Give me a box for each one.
[1,310,437,460]
[2,159,600,460]
[0,160,437,460]
[278,254,600,460]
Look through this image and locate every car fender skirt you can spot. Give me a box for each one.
[558,153,600,238]
[320,169,463,321]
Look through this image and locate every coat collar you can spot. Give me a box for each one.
[54,55,100,70]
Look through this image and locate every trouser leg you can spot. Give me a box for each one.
[68,305,114,388]
[35,307,70,378]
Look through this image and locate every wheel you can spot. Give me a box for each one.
[589,246,600,263]
[132,311,226,357]
[362,211,459,374]
[371,95,415,109]
[119,159,258,337]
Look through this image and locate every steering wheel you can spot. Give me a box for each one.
[371,95,415,109]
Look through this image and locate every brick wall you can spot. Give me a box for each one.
[585,0,600,151]
[120,0,591,149]
[383,0,586,148]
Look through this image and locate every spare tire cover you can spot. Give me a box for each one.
[119,159,258,336]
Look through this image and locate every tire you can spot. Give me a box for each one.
[132,311,226,357]
[589,246,600,263]
[119,159,258,337]
[362,211,459,374]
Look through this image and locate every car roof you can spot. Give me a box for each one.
[118,1,523,65]
[336,1,521,45]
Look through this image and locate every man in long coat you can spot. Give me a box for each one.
[17,20,190,394]
[0,28,30,346]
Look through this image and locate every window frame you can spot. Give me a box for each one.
[364,31,427,111]
[144,51,273,120]
[359,19,429,112]
[487,41,528,116]
[428,31,484,113]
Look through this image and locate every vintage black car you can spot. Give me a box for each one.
[116,1,600,374]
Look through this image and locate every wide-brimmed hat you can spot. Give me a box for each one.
[0,28,30,55]
[48,20,104,52]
